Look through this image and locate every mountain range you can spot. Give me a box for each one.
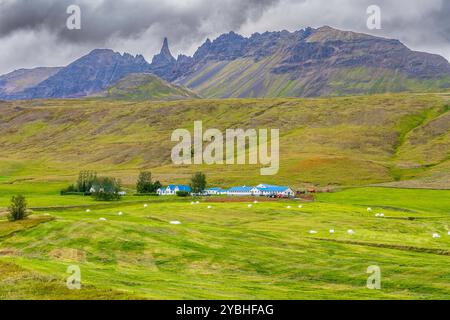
[1,26,449,100]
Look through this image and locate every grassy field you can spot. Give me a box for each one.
[0,92,448,299]
[0,186,449,300]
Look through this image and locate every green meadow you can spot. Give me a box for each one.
[0,93,449,299]
[0,185,449,299]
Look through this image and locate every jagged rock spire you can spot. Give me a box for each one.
[152,37,176,65]
[161,37,172,56]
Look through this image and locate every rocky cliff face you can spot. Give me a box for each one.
[20,49,151,99]
[153,26,450,97]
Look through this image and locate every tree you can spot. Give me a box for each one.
[136,171,152,193]
[136,172,162,194]
[76,171,97,193]
[8,195,28,221]
[91,177,122,201]
[190,172,207,194]
[153,180,162,192]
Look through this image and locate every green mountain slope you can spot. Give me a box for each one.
[0,93,448,188]
[172,26,450,98]
[103,73,200,100]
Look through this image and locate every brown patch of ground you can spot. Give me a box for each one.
[0,248,21,256]
[49,248,86,262]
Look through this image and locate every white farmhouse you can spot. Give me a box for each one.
[251,184,294,197]
[225,186,254,196]
[204,187,225,195]
[157,185,191,196]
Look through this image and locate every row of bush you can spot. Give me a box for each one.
[61,171,208,201]
[61,171,123,201]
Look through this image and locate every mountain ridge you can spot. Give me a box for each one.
[1,26,450,100]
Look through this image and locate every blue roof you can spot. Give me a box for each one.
[167,185,191,192]
[256,185,291,192]
[206,187,223,191]
[227,186,253,192]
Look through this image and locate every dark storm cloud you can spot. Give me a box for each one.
[0,0,280,43]
[0,0,449,74]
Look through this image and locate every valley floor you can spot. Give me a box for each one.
[0,186,449,300]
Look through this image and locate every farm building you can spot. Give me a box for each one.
[205,187,225,195]
[226,186,254,196]
[251,184,294,197]
[157,185,191,196]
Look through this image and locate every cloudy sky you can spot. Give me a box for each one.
[0,0,449,74]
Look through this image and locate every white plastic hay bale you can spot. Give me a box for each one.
[309,230,317,234]
[86,209,91,213]
[99,218,107,221]
[118,212,123,216]
[448,231,450,236]
[254,200,258,204]
[347,229,355,235]
[298,205,303,209]
[207,206,212,209]
[329,229,335,234]
[170,221,181,225]
[248,204,253,208]
[380,213,385,217]
[144,204,148,208]
[375,213,380,217]
[287,206,292,209]
[191,201,195,205]
[367,207,372,212]
[432,233,440,239]
[196,201,200,204]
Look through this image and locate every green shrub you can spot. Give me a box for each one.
[61,191,88,196]
[176,191,190,197]
[7,195,28,221]
[60,184,77,195]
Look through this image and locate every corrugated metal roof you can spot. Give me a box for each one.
[167,185,191,192]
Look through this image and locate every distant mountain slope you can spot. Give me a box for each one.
[151,26,450,97]
[0,67,62,99]
[101,73,199,100]
[0,93,448,188]
[20,49,151,99]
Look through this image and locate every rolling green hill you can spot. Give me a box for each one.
[0,92,449,189]
[102,73,200,101]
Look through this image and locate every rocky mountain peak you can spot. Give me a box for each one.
[152,37,176,65]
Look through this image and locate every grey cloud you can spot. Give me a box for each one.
[0,0,280,44]
[0,0,449,75]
